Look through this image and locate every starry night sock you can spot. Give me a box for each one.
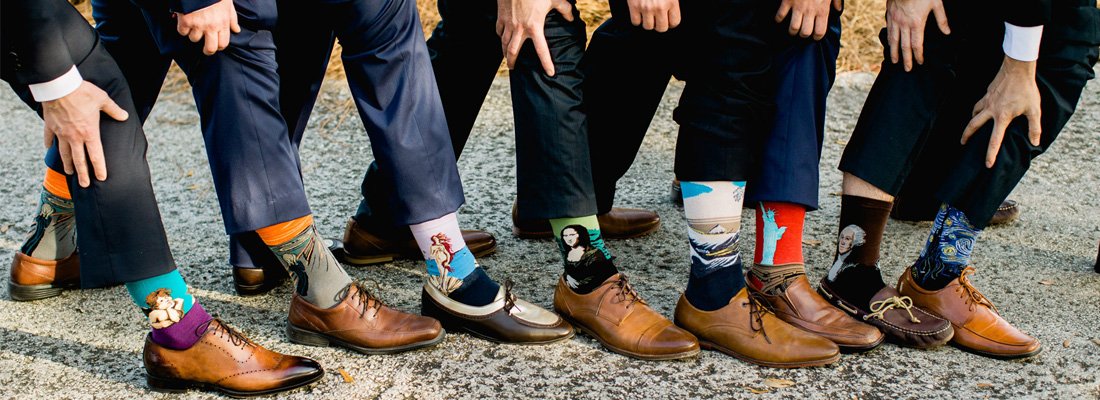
[411,213,498,306]
[550,215,617,294]
[258,215,353,308]
[21,169,76,261]
[126,269,212,350]
[748,202,807,295]
[681,181,747,311]
[825,195,892,309]
[911,204,982,290]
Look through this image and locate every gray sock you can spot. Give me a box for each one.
[268,225,353,308]
[21,189,76,260]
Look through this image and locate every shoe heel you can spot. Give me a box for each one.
[286,324,330,347]
[8,281,62,302]
[340,252,395,266]
[146,374,191,393]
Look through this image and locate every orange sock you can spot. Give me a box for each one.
[43,169,71,200]
[256,215,313,246]
[754,202,805,265]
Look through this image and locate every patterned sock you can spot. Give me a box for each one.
[21,169,76,260]
[550,215,617,294]
[258,215,353,308]
[681,181,747,311]
[825,195,891,309]
[126,269,212,350]
[411,213,499,306]
[911,204,982,290]
[748,202,807,295]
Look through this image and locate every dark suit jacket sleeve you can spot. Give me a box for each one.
[7,1,77,86]
[1003,0,1052,27]
[174,0,221,14]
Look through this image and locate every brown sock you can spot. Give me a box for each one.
[824,195,892,308]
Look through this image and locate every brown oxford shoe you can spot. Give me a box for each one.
[511,204,661,240]
[232,264,289,296]
[750,273,884,352]
[341,218,497,266]
[554,274,699,360]
[287,282,444,354]
[422,279,573,344]
[675,288,840,368]
[819,280,953,349]
[8,251,79,301]
[897,266,1041,359]
[143,319,324,397]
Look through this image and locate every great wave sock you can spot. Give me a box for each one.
[411,213,498,306]
[126,269,212,350]
[681,181,746,311]
[748,202,806,295]
[911,204,982,290]
[549,215,616,294]
[825,195,892,309]
[258,215,353,308]
[21,169,76,261]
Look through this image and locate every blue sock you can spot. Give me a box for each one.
[911,204,982,290]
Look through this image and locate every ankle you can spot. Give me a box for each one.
[826,265,886,309]
[447,267,500,306]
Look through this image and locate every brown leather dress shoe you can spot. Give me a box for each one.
[144,319,324,397]
[675,288,839,368]
[341,218,497,266]
[287,282,444,354]
[232,264,289,296]
[422,279,573,344]
[553,274,699,360]
[511,204,661,240]
[9,251,79,301]
[751,274,884,352]
[819,280,952,349]
[897,266,1041,359]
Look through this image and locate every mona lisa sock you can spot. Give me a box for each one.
[747,202,806,295]
[410,213,497,306]
[825,195,891,309]
[910,204,982,290]
[258,215,352,308]
[549,215,616,294]
[125,269,211,350]
[681,181,746,311]
[21,169,77,261]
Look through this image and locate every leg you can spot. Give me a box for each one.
[91,0,172,123]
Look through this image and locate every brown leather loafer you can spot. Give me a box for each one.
[232,265,289,296]
[751,274,884,352]
[675,288,839,368]
[554,274,699,360]
[891,199,1020,226]
[897,266,1041,359]
[421,279,573,344]
[819,280,952,349]
[144,319,324,397]
[341,218,497,266]
[288,282,444,354]
[511,204,661,240]
[9,251,79,301]
[988,200,1021,226]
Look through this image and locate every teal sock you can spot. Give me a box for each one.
[126,269,194,314]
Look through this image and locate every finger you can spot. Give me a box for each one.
[101,98,130,122]
[972,98,985,117]
[505,32,524,70]
[555,1,574,22]
[532,31,556,76]
[961,110,992,145]
[230,10,241,33]
[58,138,74,175]
[218,29,230,51]
[799,13,815,38]
[655,10,670,32]
[1026,107,1043,146]
[642,11,656,30]
[188,28,203,43]
[44,125,55,148]
[789,10,803,36]
[70,140,89,187]
[177,22,191,37]
[630,7,642,26]
[775,0,792,23]
[668,3,682,29]
[932,1,951,35]
[913,28,925,65]
[813,14,828,40]
[985,118,1008,168]
[86,138,107,182]
[203,31,218,55]
[496,20,505,37]
[901,28,913,71]
[888,23,900,64]
[833,0,843,11]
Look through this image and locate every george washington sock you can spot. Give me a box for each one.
[126,269,211,350]
[748,202,807,295]
[682,181,746,311]
[825,195,891,309]
[911,204,982,290]
[550,215,617,294]
[258,215,353,308]
[21,169,76,261]
[411,213,498,306]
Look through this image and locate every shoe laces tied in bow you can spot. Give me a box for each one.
[864,296,921,323]
[502,279,524,315]
[957,268,997,313]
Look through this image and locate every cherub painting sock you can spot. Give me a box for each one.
[411,213,498,306]
[682,181,747,311]
[748,202,806,295]
[911,204,982,290]
[549,215,617,294]
[258,215,353,308]
[125,269,211,349]
[21,168,76,261]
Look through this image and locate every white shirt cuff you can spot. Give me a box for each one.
[27,66,82,102]
[1003,23,1043,62]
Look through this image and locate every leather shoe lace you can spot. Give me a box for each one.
[196,319,254,348]
[335,281,385,319]
[745,292,772,344]
[957,269,997,313]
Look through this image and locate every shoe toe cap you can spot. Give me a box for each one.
[643,324,700,355]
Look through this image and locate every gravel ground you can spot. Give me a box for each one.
[1,72,1098,400]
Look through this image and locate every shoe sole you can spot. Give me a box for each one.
[286,323,446,355]
[697,339,840,368]
[422,299,575,345]
[949,340,1042,360]
[8,281,73,301]
[146,369,324,398]
[559,314,700,361]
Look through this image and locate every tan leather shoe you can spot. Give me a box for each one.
[144,319,324,397]
[287,282,444,354]
[819,280,953,349]
[511,204,661,240]
[422,279,573,344]
[341,218,497,266]
[232,265,289,296]
[675,288,840,368]
[751,274,883,352]
[9,251,79,301]
[553,274,699,360]
[897,266,1041,359]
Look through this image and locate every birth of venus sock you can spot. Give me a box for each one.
[911,204,982,290]
[21,169,76,260]
[825,195,892,309]
[258,215,353,308]
[411,213,499,306]
[126,269,212,350]
[681,181,746,311]
[748,202,807,295]
[550,215,617,294]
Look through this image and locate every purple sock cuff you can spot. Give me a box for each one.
[150,302,212,350]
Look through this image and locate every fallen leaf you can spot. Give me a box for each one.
[764,378,796,389]
[1090,338,1100,347]
[0,223,9,234]
[829,191,843,197]
[185,170,194,178]
[835,139,849,145]
[1063,340,1071,348]
[1039,280,1054,285]
[803,239,822,246]
[337,368,353,383]
[746,387,770,394]
[976,383,994,389]
[187,184,201,191]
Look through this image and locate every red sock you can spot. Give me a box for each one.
[753,202,805,266]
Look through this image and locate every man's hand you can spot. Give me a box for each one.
[885,0,950,71]
[961,57,1042,168]
[496,0,574,76]
[42,81,129,187]
[627,0,681,33]
[176,0,241,56]
[775,0,842,40]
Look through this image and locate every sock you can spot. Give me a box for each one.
[825,195,892,308]
[681,181,747,311]
[126,269,212,350]
[411,213,499,306]
[748,202,806,295]
[550,215,617,294]
[21,169,76,260]
[258,215,353,308]
[911,204,982,290]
